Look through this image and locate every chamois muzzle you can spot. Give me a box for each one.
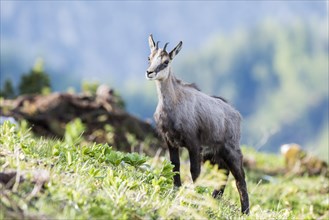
[146,70,156,79]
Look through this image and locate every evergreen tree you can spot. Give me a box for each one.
[18,58,51,95]
[0,79,15,98]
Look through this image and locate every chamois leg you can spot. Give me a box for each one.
[223,146,250,214]
[212,158,230,199]
[188,147,201,182]
[167,143,181,187]
[202,148,230,198]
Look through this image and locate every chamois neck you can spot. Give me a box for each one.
[155,70,180,106]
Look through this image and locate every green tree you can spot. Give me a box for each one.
[18,58,51,95]
[0,79,15,98]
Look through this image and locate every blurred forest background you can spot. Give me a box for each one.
[0,1,328,160]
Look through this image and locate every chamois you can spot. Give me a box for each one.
[145,35,249,214]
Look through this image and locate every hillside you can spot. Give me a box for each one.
[1,1,328,159]
[1,121,328,219]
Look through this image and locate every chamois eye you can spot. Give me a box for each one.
[148,57,150,62]
[164,60,169,65]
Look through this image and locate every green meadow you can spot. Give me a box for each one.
[1,121,328,219]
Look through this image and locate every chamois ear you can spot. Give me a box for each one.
[169,41,183,60]
[148,34,156,52]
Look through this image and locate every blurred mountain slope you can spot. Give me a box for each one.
[1,1,328,157]
[1,1,326,90]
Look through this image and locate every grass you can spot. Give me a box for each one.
[0,121,328,219]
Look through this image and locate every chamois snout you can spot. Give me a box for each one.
[145,70,156,80]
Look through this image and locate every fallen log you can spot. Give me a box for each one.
[0,86,164,155]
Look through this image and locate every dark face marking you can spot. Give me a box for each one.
[154,61,169,73]
[148,49,170,74]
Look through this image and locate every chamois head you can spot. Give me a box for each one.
[146,34,182,80]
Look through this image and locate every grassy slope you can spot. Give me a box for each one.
[0,121,328,219]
